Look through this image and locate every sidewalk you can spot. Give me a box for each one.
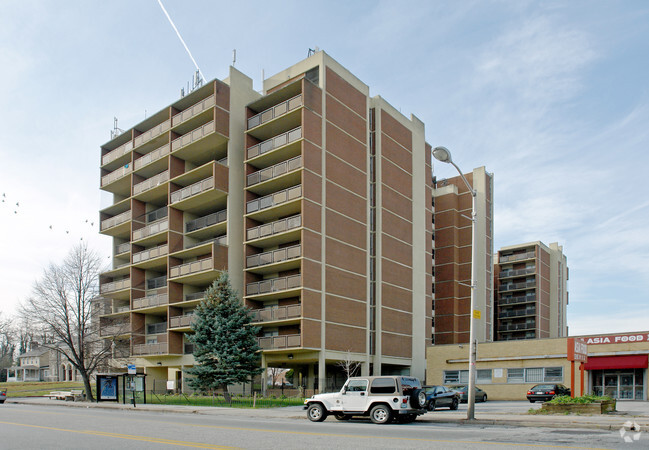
[6,396,649,431]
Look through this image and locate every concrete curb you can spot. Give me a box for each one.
[7,398,649,431]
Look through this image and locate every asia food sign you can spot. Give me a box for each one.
[567,337,588,363]
[583,333,649,345]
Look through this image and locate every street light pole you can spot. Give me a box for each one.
[432,146,478,421]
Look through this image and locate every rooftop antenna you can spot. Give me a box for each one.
[232,49,236,67]
[111,117,124,140]
[156,0,206,84]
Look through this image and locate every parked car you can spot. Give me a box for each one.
[304,376,427,424]
[424,385,460,410]
[0,389,6,404]
[448,385,488,403]
[527,384,571,403]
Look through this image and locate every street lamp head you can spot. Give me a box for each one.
[433,146,452,164]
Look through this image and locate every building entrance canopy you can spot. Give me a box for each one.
[583,355,648,371]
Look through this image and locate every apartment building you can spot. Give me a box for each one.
[494,242,568,341]
[432,167,494,345]
[98,51,433,392]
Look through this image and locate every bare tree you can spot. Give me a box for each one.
[0,314,16,381]
[20,243,111,401]
[268,367,287,387]
[337,350,361,380]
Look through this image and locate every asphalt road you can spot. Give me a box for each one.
[0,403,645,449]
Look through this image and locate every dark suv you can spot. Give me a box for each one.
[527,384,570,402]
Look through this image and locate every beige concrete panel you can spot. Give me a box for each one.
[326,181,367,222]
[326,94,366,144]
[381,234,412,267]
[325,237,366,276]
[380,110,412,149]
[325,67,367,117]
[325,209,366,249]
[325,265,366,300]
[325,153,366,197]
[325,122,367,171]
[325,294,366,327]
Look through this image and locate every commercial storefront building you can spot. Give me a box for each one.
[426,331,649,401]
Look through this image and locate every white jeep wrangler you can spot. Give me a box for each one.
[304,376,427,424]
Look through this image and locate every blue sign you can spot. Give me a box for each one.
[127,364,136,375]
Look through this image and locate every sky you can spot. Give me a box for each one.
[0,0,647,336]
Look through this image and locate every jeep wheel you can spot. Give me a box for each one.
[411,389,426,409]
[334,413,351,421]
[450,398,459,410]
[427,399,436,411]
[369,404,392,424]
[307,403,328,422]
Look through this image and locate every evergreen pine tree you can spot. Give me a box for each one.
[185,272,262,401]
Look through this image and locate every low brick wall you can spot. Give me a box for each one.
[541,400,616,414]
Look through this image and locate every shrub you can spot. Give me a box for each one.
[547,394,612,404]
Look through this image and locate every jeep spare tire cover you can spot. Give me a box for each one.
[411,389,426,408]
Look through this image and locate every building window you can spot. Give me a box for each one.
[477,369,492,383]
[507,367,563,383]
[444,369,492,384]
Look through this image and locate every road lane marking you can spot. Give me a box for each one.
[0,421,239,449]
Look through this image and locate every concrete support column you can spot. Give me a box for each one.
[317,357,325,393]
[261,353,268,396]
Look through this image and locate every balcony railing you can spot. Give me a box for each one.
[498,308,536,319]
[499,267,536,278]
[248,94,302,129]
[133,170,169,195]
[171,177,214,204]
[247,156,302,187]
[499,281,536,292]
[133,343,167,356]
[186,209,227,233]
[169,258,214,279]
[498,294,536,306]
[246,215,301,241]
[186,235,228,249]
[250,305,301,323]
[169,314,194,328]
[101,210,131,231]
[172,94,216,127]
[257,334,301,350]
[185,291,206,301]
[132,244,168,264]
[99,323,130,336]
[246,274,301,296]
[134,144,170,171]
[132,218,168,241]
[499,322,536,332]
[102,141,133,166]
[499,251,536,263]
[133,120,171,149]
[246,185,302,214]
[247,127,302,160]
[247,244,301,269]
[114,305,130,313]
[100,278,130,294]
[171,121,215,152]
[101,165,132,187]
[115,242,130,254]
[132,292,168,310]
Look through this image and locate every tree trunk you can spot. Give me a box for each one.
[221,383,231,403]
[81,371,94,402]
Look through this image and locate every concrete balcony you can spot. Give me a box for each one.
[133,170,169,196]
[132,244,168,266]
[133,119,170,150]
[134,143,170,172]
[101,210,131,233]
[246,244,301,274]
[246,126,302,161]
[498,308,536,319]
[169,314,194,329]
[246,274,301,298]
[245,185,302,222]
[257,334,301,350]
[132,342,167,356]
[250,305,300,324]
[132,292,169,311]
[246,214,301,245]
[172,94,216,129]
[499,251,535,263]
[102,140,133,168]
[499,267,536,279]
[498,281,536,292]
[248,94,302,130]
[100,278,130,294]
[132,218,168,243]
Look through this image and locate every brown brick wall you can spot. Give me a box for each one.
[325,294,366,327]
[325,67,366,117]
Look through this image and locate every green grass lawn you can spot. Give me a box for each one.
[148,393,305,408]
[0,381,90,397]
